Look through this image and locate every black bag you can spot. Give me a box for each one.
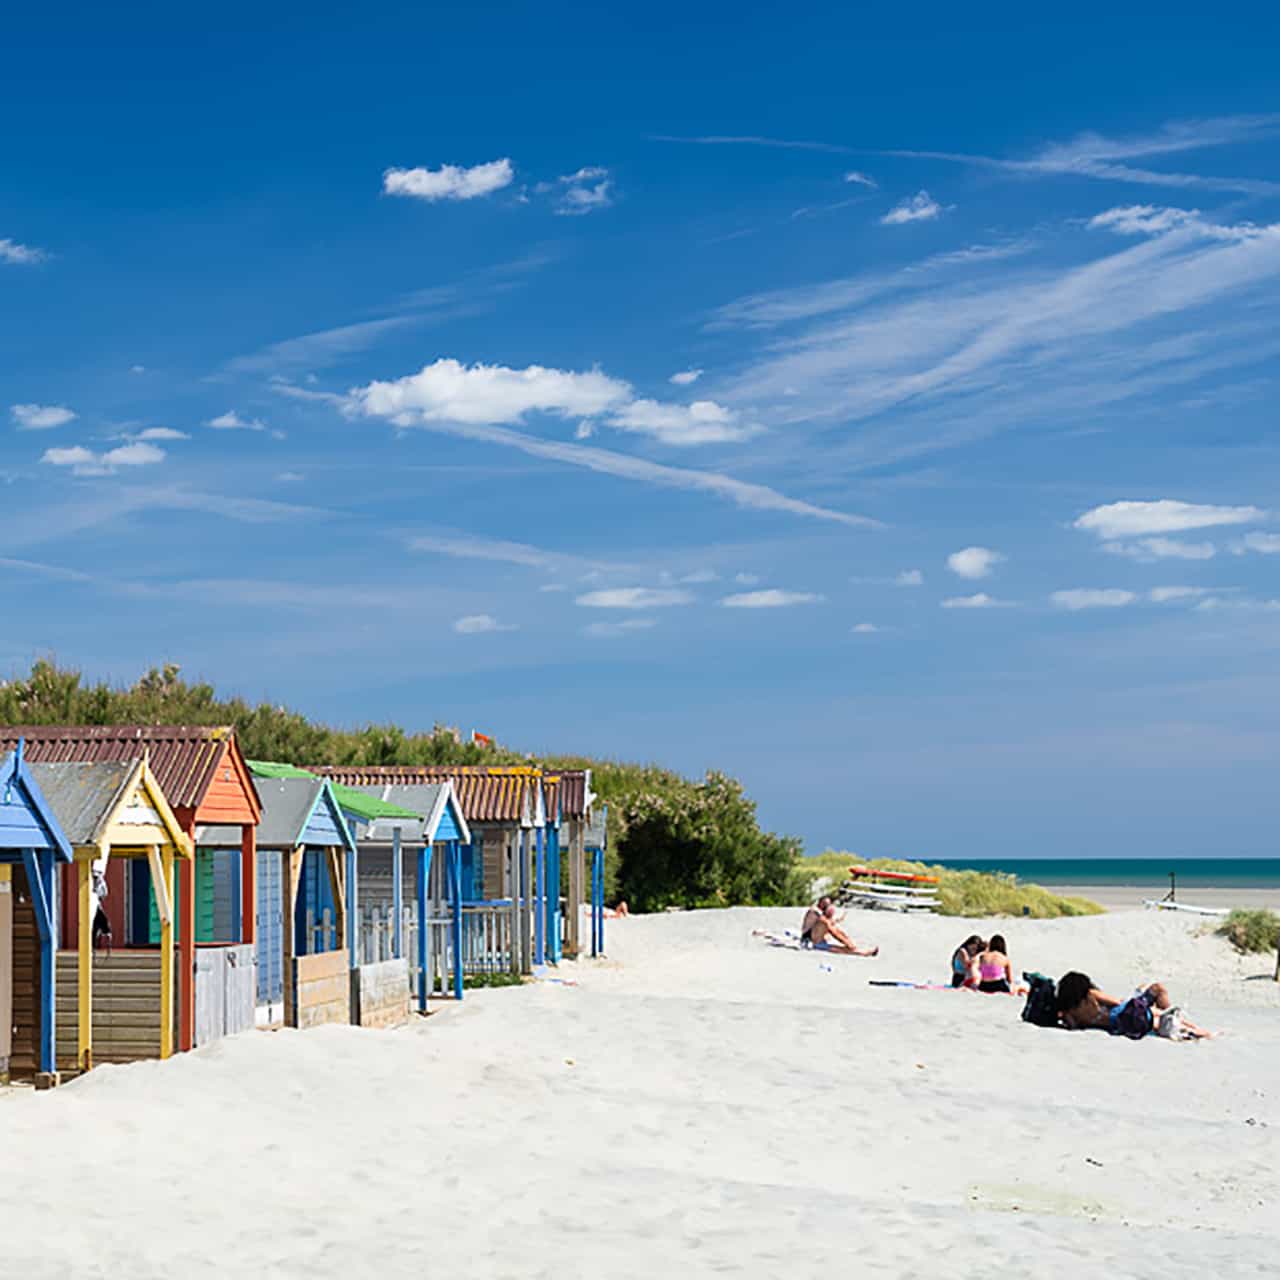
[1021,972,1058,1027]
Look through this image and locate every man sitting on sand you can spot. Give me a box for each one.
[1056,971,1213,1040]
[800,896,879,957]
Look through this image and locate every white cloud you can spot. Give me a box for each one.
[891,116,1280,196]
[453,614,517,634]
[720,589,823,608]
[277,471,304,483]
[851,622,879,633]
[881,191,944,225]
[734,572,760,585]
[669,369,702,386]
[844,171,878,189]
[409,532,612,575]
[0,238,46,265]
[11,403,76,430]
[207,410,268,432]
[1089,204,1276,242]
[349,373,877,526]
[941,593,1010,609]
[1102,536,1216,561]
[135,427,189,441]
[349,358,630,427]
[1149,586,1215,603]
[1050,588,1136,610]
[1074,499,1264,539]
[576,587,693,609]
[555,167,613,215]
[583,617,657,638]
[608,398,761,446]
[383,159,514,202]
[895,569,924,586]
[947,546,1004,579]
[1231,532,1280,555]
[41,441,166,477]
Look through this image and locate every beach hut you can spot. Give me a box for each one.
[0,743,74,1086]
[554,769,596,959]
[26,757,192,1072]
[338,780,472,1009]
[313,765,544,973]
[1,726,262,1052]
[200,772,355,1030]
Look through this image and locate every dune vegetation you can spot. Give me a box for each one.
[1215,908,1280,954]
[801,851,1104,919]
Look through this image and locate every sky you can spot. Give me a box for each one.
[3,4,1279,859]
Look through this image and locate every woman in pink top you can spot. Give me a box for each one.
[970,933,1013,994]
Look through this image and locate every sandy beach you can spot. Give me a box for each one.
[1056,884,1280,913]
[3,907,1278,1278]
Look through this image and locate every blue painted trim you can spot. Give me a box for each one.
[534,827,545,966]
[22,847,56,1073]
[0,745,74,863]
[450,841,464,1001]
[392,827,403,959]
[301,780,357,855]
[416,845,429,1012]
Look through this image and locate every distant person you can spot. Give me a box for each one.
[1056,971,1214,1040]
[800,896,878,957]
[951,935,984,988]
[971,934,1014,993]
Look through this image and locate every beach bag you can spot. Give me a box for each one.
[1112,991,1154,1040]
[1021,972,1058,1027]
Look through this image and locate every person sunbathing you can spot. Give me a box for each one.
[970,934,1014,993]
[800,896,878,956]
[1056,971,1214,1039]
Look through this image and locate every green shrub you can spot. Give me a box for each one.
[800,851,1103,919]
[1215,909,1280,954]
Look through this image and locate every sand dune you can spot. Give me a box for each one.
[3,907,1278,1278]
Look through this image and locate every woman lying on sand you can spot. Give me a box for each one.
[800,896,879,957]
[1056,971,1214,1040]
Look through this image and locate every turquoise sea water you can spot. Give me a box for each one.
[932,858,1280,888]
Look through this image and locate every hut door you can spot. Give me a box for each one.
[254,850,283,1008]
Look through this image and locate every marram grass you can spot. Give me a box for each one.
[1215,908,1280,955]
[801,851,1104,919]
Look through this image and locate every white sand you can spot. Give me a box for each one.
[3,907,1279,1278]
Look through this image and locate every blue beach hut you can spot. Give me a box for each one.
[0,743,74,1085]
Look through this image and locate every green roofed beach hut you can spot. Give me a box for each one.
[203,770,355,1030]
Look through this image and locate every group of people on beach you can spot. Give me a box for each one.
[946,932,1214,1039]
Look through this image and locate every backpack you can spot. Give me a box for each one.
[1021,972,1059,1028]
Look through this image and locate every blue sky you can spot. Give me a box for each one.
[4,4,1279,858]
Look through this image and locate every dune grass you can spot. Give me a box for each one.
[801,851,1103,919]
[1215,908,1280,954]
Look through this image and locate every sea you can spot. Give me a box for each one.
[933,857,1280,890]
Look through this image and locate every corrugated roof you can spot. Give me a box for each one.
[0,725,253,813]
[200,776,323,849]
[26,761,134,845]
[312,765,538,824]
[247,761,420,823]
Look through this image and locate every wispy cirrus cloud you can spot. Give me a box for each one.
[844,171,877,189]
[453,613,518,634]
[647,133,853,155]
[888,115,1280,196]
[551,167,614,215]
[1232,532,1280,556]
[383,159,514,201]
[941,592,1008,609]
[1102,536,1216,561]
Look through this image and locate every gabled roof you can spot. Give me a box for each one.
[312,765,538,825]
[0,744,74,862]
[346,782,471,846]
[247,760,420,825]
[0,725,260,819]
[28,758,192,857]
[201,774,354,854]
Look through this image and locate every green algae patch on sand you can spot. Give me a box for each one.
[802,852,1104,919]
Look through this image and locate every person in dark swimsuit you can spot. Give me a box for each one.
[950,935,984,988]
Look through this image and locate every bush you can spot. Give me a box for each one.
[800,851,1103,919]
[1216,909,1280,954]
